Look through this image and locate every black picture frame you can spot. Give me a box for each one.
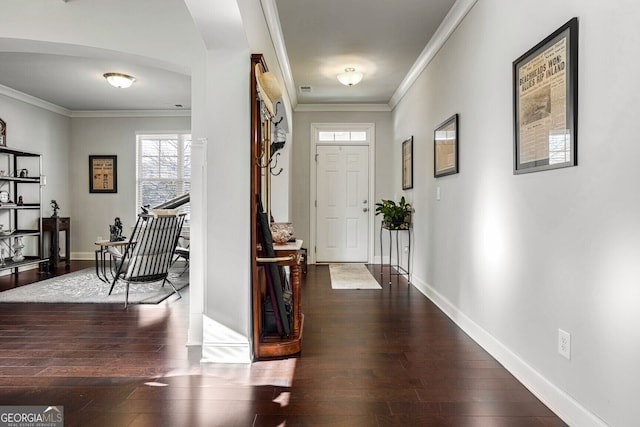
[89,155,118,193]
[434,114,459,178]
[402,136,413,190]
[513,17,578,174]
[0,118,6,147]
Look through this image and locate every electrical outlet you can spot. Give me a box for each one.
[558,329,571,360]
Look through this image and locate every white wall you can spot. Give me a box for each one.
[0,0,200,74]
[393,1,640,425]
[0,0,201,257]
[291,110,393,257]
[0,95,71,228]
[0,99,191,261]
[0,0,294,364]
[69,116,190,257]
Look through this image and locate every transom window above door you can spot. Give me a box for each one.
[318,130,368,142]
[314,125,372,144]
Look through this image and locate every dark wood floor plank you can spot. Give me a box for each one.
[0,261,567,426]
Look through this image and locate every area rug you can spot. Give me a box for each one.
[329,263,382,289]
[0,267,189,304]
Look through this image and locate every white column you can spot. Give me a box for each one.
[185,0,252,363]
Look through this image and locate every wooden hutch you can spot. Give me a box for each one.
[250,54,304,359]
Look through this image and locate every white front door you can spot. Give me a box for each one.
[316,145,369,262]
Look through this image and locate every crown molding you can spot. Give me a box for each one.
[295,103,391,113]
[261,0,298,108]
[0,84,71,116]
[70,110,191,118]
[262,0,477,111]
[389,0,478,109]
[0,83,190,118]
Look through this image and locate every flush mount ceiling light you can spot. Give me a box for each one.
[337,67,363,86]
[103,73,136,89]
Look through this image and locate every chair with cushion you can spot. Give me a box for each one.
[109,212,186,308]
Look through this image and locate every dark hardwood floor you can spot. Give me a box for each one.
[0,261,567,426]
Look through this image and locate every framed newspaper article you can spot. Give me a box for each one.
[434,114,459,178]
[513,17,578,174]
[402,136,413,190]
[89,155,118,193]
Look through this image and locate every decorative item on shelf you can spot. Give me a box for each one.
[0,170,4,176]
[19,168,28,178]
[50,200,60,217]
[375,197,414,230]
[17,195,23,206]
[0,191,8,204]
[109,217,126,242]
[12,236,24,262]
[270,222,294,244]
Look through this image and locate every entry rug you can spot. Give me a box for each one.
[329,263,382,289]
[0,267,189,304]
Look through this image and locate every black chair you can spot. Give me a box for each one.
[109,213,186,308]
[171,235,190,276]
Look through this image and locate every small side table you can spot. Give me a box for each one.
[42,216,70,270]
[380,222,412,285]
[94,240,129,282]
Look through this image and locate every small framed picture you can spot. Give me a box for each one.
[0,118,6,146]
[402,136,413,190]
[89,155,117,193]
[434,114,459,178]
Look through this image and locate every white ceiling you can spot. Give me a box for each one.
[0,0,466,113]
[274,0,457,105]
[0,52,190,112]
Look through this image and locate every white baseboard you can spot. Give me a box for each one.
[200,315,252,364]
[410,274,608,427]
[72,252,95,261]
[187,312,203,347]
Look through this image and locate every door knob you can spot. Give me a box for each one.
[363,208,368,212]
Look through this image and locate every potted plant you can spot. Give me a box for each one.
[375,196,413,230]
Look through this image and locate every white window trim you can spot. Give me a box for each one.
[135,131,191,226]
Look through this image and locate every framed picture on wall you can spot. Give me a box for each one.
[402,136,413,190]
[434,114,459,178]
[89,155,117,193]
[513,17,578,174]
[0,118,6,146]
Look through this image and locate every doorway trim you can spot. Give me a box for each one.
[309,123,376,264]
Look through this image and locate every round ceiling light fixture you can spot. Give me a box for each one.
[337,67,363,86]
[103,72,136,89]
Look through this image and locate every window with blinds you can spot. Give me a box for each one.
[136,133,191,224]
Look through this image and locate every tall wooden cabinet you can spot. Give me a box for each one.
[0,146,47,273]
[250,54,304,359]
